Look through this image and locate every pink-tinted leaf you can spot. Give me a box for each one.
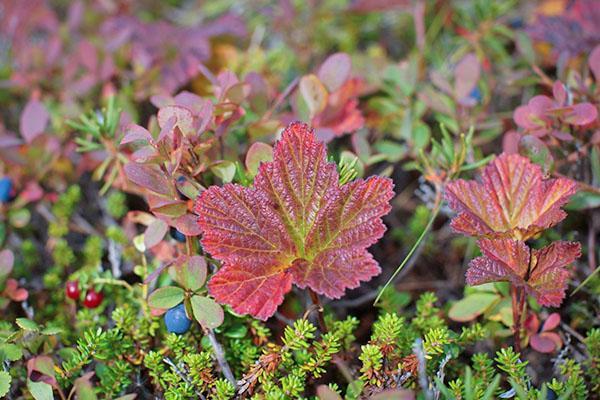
[27,356,57,387]
[318,52,352,92]
[124,163,173,197]
[524,313,540,334]
[514,96,554,133]
[552,81,567,106]
[0,250,14,279]
[172,213,202,236]
[316,385,343,400]
[18,182,44,204]
[530,332,561,353]
[4,279,28,302]
[467,239,580,307]
[157,105,195,136]
[121,124,153,145]
[197,122,394,319]
[445,153,577,240]
[589,45,600,82]
[502,130,520,154]
[562,103,598,125]
[542,312,561,331]
[454,53,480,100]
[20,99,49,143]
[528,241,580,306]
[313,78,365,138]
[144,219,168,249]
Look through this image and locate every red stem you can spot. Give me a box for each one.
[511,285,526,354]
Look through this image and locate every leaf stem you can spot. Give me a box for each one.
[511,285,526,354]
[308,288,328,333]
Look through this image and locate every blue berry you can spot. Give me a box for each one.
[469,86,482,103]
[164,303,191,334]
[0,178,12,203]
[170,227,186,243]
[545,389,557,400]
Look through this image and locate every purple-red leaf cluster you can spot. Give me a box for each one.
[196,122,394,320]
[446,153,580,307]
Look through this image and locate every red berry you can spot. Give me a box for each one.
[65,281,80,300]
[83,289,103,308]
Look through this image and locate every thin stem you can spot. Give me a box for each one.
[93,277,133,291]
[308,288,328,333]
[511,285,526,354]
[374,191,442,304]
[206,328,237,387]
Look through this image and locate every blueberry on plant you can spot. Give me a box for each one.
[164,303,191,334]
[170,227,186,243]
[0,177,13,203]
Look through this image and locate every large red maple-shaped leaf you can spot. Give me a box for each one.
[467,239,580,307]
[445,153,577,240]
[196,122,394,320]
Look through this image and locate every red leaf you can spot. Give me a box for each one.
[121,124,153,145]
[467,239,580,307]
[197,122,394,319]
[445,153,577,240]
[542,312,561,331]
[3,279,28,302]
[530,332,561,353]
[124,163,173,197]
[20,98,49,143]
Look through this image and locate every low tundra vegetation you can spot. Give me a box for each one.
[0,0,599,399]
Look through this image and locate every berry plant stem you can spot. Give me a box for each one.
[511,285,527,354]
[308,288,328,333]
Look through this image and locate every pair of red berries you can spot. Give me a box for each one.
[65,281,103,308]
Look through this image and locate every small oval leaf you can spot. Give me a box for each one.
[191,295,224,329]
[148,286,184,309]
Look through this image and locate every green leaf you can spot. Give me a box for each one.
[345,380,364,400]
[566,191,600,211]
[0,343,23,361]
[41,326,64,336]
[191,295,224,329]
[0,370,10,397]
[448,293,500,322]
[8,208,31,228]
[16,318,39,332]
[170,256,207,292]
[72,372,97,400]
[211,161,236,183]
[147,286,184,309]
[299,74,328,118]
[27,380,53,400]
